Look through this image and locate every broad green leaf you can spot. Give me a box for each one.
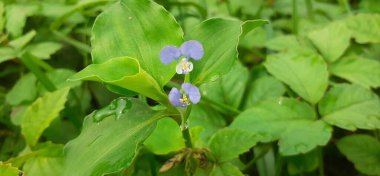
[330,56,380,88]
[319,84,380,131]
[91,0,183,86]
[231,98,332,156]
[287,149,318,175]
[188,105,226,147]
[0,162,19,176]
[346,13,380,44]
[0,47,16,63]
[144,117,185,155]
[308,21,351,62]
[21,87,70,146]
[8,30,37,50]
[265,35,301,51]
[245,76,286,108]
[337,135,380,175]
[69,57,168,105]
[5,4,38,37]
[210,163,244,176]
[64,98,164,176]
[209,128,258,162]
[21,143,64,176]
[265,49,328,104]
[26,42,62,59]
[201,62,249,109]
[187,19,268,85]
[6,73,37,106]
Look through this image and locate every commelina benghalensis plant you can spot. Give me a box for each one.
[160,40,203,108]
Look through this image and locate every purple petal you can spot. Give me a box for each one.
[181,83,201,104]
[180,40,204,60]
[168,87,182,107]
[160,46,181,64]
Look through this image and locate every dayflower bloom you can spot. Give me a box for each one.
[168,83,201,108]
[160,40,204,74]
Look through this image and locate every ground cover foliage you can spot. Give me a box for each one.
[0,0,380,175]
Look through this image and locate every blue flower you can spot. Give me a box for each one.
[160,40,204,74]
[168,83,201,108]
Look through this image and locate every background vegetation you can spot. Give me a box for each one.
[0,0,379,176]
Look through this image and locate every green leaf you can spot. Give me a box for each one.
[0,162,19,176]
[26,42,62,59]
[337,134,380,175]
[308,21,351,62]
[144,117,185,155]
[210,163,244,176]
[209,128,258,162]
[265,35,301,51]
[0,47,16,64]
[330,56,380,88]
[63,99,164,176]
[265,49,329,104]
[5,4,38,37]
[6,142,63,167]
[22,143,64,176]
[187,19,268,85]
[21,87,70,146]
[6,73,37,106]
[69,57,168,105]
[200,62,249,109]
[287,149,318,175]
[189,105,226,148]
[346,13,380,44]
[230,98,332,156]
[319,84,380,131]
[8,30,37,50]
[245,76,286,108]
[91,0,183,86]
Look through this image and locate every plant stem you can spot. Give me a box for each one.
[292,0,298,35]
[338,0,352,15]
[20,53,56,92]
[181,106,193,148]
[274,154,283,176]
[318,147,325,176]
[305,0,314,21]
[243,145,271,172]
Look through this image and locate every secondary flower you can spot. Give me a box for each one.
[169,83,201,108]
[160,40,204,74]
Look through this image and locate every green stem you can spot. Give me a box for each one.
[53,30,91,53]
[181,106,193,148]
[292,0,298,35]
[20,53,56,92]
[305,0,314,21]
[168,1,207,20]
[225,0,233,16]
[243,145,271,172]
[29,56,54,72]
[318,147,325,176]
[275,154,283,176]
[138,94,147,104]
[338,0,352,15]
